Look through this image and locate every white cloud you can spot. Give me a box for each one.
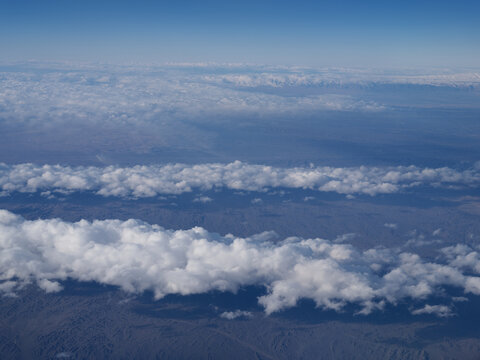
[384,223,398,229]
[411,304,454,317]
[220,310,253,320]
[0,280,18,297]
[333,233,356,243]
[202,67,480,88]
[0,65,387,132]
[1,161,479,198]
[2,64,479,150]
[55,352,72,359]
[193,196,213,203]
[2,210,480,316]
[441,245,480,274]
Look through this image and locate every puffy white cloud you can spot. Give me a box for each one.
[441,245,480,274]
[1,161,479,198]
[220,310,253,320]
[2,210,480,316]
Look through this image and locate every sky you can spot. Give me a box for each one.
[1,0,479,68]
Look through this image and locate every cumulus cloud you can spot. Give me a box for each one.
[1,161,480,198]
[441,245,480,274]
[2,210,480,316]
[220,310,253,320]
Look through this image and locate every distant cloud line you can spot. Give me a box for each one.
[0,66,384,129]
[0,209,479,317]
[2,65,478,129]
[1,161,480,198]
[203,70,480,88]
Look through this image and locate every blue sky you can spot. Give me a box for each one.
[1,0,479,67]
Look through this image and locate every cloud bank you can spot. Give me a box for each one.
[203,68,480,88]
[0,65,387,130]
[2,63,478,130]
[1,210,480,316]
[1,161,479,198]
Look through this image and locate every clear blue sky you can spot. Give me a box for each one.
[1,0,479,68]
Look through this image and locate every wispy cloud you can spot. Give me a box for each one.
[411,304,454,317]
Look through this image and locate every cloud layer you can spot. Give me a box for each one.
[203,67,480,88]
[1,209,480,316]
[0,64,387,130]
[2,63,479,130]
[1,161,479,198]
